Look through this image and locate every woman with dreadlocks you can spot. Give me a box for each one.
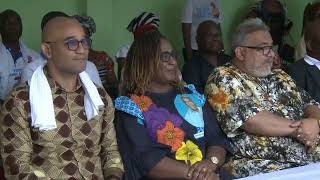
[114,30,232,180]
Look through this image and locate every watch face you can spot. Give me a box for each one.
[210,156,219,164]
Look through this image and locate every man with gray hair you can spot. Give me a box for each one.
[205,18,320,178]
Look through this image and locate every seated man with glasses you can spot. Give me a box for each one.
[205,18,320,178]
[0,16,123,179]
[22,12,103,88]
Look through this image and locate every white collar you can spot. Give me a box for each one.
[304,55,320,70]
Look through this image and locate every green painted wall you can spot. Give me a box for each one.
[87,0,185,65]
[220,0,256,53]
[0,0,86,52]
[0,0,313,68]
[285,0,314,45]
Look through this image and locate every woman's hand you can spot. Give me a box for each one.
[188,159,219,180]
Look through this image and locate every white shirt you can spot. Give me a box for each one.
[181,0,223,50]
[0,40,40,100]
[304,55,320,70]
[22,57,103,87]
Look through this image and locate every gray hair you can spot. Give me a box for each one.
[231,18,269,55]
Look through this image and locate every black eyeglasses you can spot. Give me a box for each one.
[240,45,274,56]
[45,37,92,51]
[160,51,178,63]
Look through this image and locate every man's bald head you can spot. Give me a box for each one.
[41,16,83,42]
[41,16,89,78]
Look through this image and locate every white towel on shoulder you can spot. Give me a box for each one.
[29,64,104,131]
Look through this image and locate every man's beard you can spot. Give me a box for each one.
[247,60,273,77]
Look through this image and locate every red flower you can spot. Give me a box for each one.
[131,95,154,112]
[157,121,185,151]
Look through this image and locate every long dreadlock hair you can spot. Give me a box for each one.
[120,30,162,96]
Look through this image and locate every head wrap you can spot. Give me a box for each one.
[73,15,96,37]
[126,12,160,38]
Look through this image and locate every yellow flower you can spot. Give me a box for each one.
[316,146,320,153]
[278,72,290,82]
[34,170,46,177]
[175,140,203,165]
[256,136,268,146]
[234,87,241,96]
[269,164,280,171]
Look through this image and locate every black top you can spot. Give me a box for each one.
[287,58,320,102]
[182,52,231,93]
[115,87,232,180]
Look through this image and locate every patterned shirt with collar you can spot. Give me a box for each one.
[0,69,123,179]
[205,63,320,178]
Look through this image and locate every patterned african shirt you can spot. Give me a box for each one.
[0,71,123,179]
[205,63,320,178]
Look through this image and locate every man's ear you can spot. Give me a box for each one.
[41,43,52,59]
[235,47,245,61]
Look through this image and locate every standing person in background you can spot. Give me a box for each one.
[0,9,40,180]
[244,0,294,69]
[181,0,223,62]
[73,15,118,99]
[115,12,160,79]
[288,18,320,103]
[182,20,230,93]
[0,9,40,104]
[294,1,320,61]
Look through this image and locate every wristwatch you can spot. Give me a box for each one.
[210,156,219,165]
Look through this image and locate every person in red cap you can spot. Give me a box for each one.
[115,12,160,79]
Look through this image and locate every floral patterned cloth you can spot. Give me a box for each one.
[115,86,232,180]
[205,63,320,178]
